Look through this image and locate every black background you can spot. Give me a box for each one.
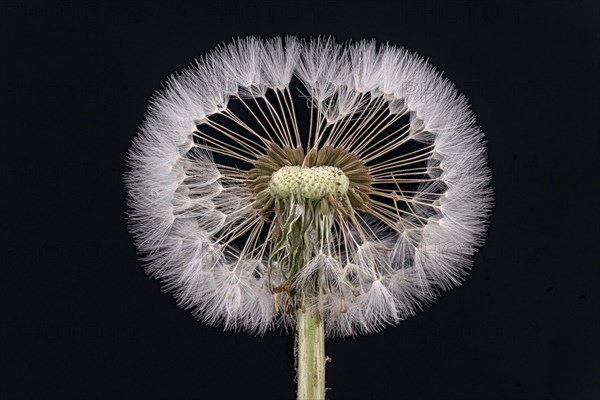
[2,1,599,399]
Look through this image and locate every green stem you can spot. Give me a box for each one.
[296,302,325,400]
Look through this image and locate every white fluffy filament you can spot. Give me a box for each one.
[125,36,492,337]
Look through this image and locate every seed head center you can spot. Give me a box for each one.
[269,166,350,200]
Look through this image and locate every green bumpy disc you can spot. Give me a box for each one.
[269,166,350,200]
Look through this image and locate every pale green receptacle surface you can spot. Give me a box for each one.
[269,166,349,200]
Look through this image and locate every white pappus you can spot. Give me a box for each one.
[125,36,493,338]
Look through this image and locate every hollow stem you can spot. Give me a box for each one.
[296,301,325,400]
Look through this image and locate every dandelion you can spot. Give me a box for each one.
[125,36,492,399]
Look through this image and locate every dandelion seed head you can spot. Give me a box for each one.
[125,36,493,337]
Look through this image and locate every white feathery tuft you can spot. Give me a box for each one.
[125,36,493,337]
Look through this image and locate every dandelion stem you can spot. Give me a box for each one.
[296,300,326,400]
